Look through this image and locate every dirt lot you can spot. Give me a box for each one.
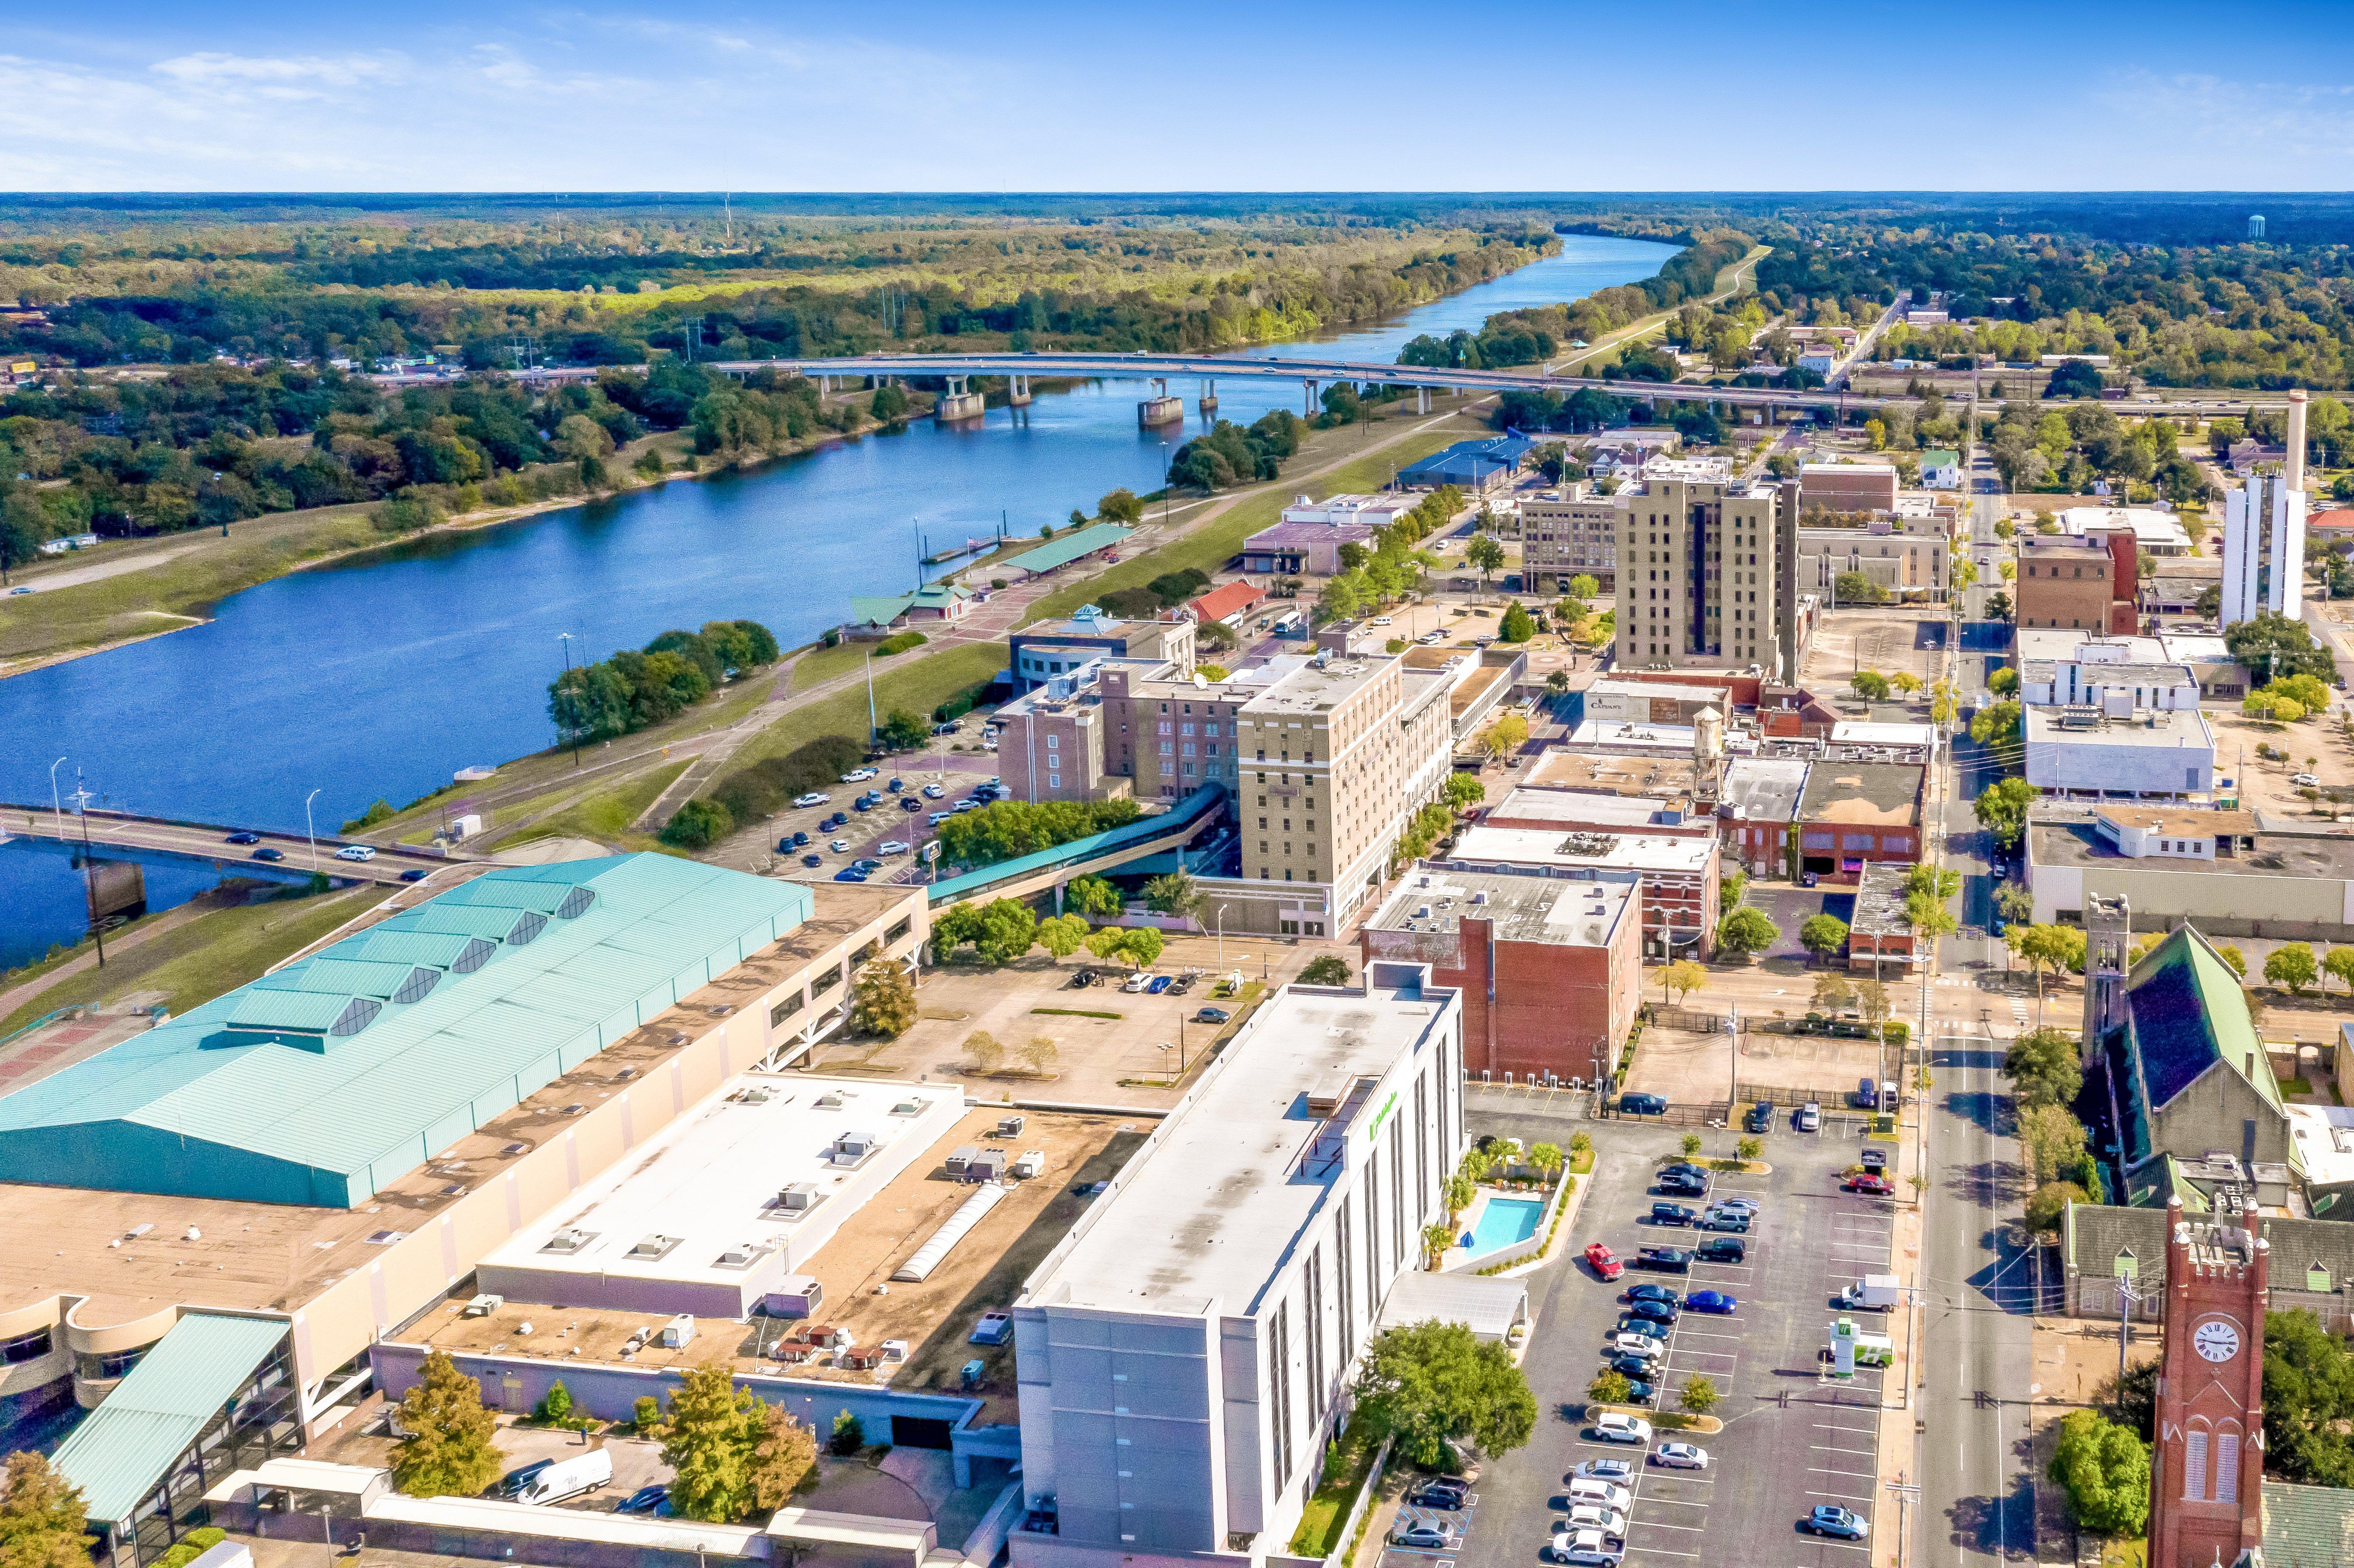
[1800,606,1950,691]
[2208,705,2354,814]
[415,1108,1146,1413]
[1626,1020,1894,1104]
[815,930,1348,1106]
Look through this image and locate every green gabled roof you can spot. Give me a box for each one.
[2125,924,2279,1113]
[1002,522,1135,575]
[51,1313,290,1526]
[349,930,494,972]
[0,856,816,1207]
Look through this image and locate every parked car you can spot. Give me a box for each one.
[1635,1246,1691,1272]
[1625,1284,1680,1307]
[1797,1102,1822,1132]
[841,768,877,783]
[1194,1006,1230,1024]
[615,1485,670,1515]
[1685,1291,1737,1315]
[887,777,904,792]
[922,782,946,799]
[1854,1076,1878,1109]
[1653,1442,1709,1470]
[1806,1506,1870,1540]
[1583,1242,1623,1281]
[1845,1173,1895,1196]
[252,847,285,862]
[834,869,869,882]
[1660,1162,1709,1181]
[1615,1317,1669,1342]
[829,839,850,852]
[1591,1414,1651,1446]
[1745,1100,1774,1133]
[1712,1197,1761,1216]
[1625,1299,1678,1325]
[225,830,260,844]
[1565,1504,1628,1536]
[1122,972,1153,993]
[492,1459,553,1499]
[1389,1523,1456,1550]
[1570,1459,1635,1484]
[1649,1202,1695,1226]
[1699,1210,1750,1233]
[1617,1380,1654,1407]
[399,868,430,882]
[1146,975,1173,994]
[1406,1479,1468,1510]
[853,798,873,813]
[853,858,885,872]
[1607,1333,1663,1360]
[1694,1236,1746,1263]
[517,1450,613,1504]
[793,793,829,808]
[901,797,923,812]
[1861,1147,1891,1172]
[801,854,823,867]
[1605,1352,1653,1378]
[1618,1092,1667,1116]
[2295,772,2322,787]
[1546,1528,1621,1566]
[878,841,910,855]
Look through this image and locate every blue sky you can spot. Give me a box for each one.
[7,1,2354,191]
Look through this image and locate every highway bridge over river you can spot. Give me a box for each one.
[2,805,476,886]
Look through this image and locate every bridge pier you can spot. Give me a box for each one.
[1008,373,1032,408]
[1303,378,1319,416]
[1416,386,1431,415]
[1199,377,1217,414]
[936,373,986,423]
[1138,376,1183,427]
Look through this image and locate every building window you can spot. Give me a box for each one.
[769,993,805,1027]
[2184,1427,2208,1501]
[1269,1303,1294,1491]
[0,1328,52,1365]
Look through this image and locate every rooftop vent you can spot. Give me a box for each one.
[560,1103,586,1116]
[541,1229,592,1255]
[816,1092,847,1110]
[776,1182,825,1213]
[627,1233,681,1261]
[503,1142,529,1157]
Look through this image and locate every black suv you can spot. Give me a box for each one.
[1744,1100,1774,1133]
[1649,1202,1695,1226]
[1695,1236,1746,1263]
[1618,1092,1668,1116]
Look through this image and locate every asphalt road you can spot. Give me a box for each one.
[1,804,463,885]
[1455,1111,1898,1568]
[1918,1036,2040,1567]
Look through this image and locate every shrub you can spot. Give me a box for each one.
[829,1409,864,1456]
[660,797,732,849]
[708,735,867,821]
[876,630,928,656]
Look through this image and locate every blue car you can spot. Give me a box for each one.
[1626,1299,1678,1325]
[1626,1284,1682,1308]
[834,868,869,882]
[1806,1506,1869,1540]
[1147,975,1173,994]
[1616,1317,1669,1341]
[1686,1290,1738,1315]
[802,853,823,867]
[1618,1092,1668,1116]
[1622,1378,1656,1406]
[616,1485,669,1515]
[1607,1353,1652,1378]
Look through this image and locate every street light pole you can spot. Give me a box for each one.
[1217,904,1229,965]
[305,789,321,875]
[557,632,581,768]
[49,756,66,842]
[66,775,109,968]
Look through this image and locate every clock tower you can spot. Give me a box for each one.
[2147,1193,2268,1568]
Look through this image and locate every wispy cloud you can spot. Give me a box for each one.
[2092,70,2354,176]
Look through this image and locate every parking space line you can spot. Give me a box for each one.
[1807,1466,1877,1479]
[1638,1495,1712,1506]
[1620,1549,1700,1560]
[1809,1487,1875,1503]
[1630,1519,1706,1532]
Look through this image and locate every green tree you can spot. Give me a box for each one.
[1528,1142,1565,1183]
[1097,487,1146,524]
[1143,871,1202,919]
[2226,608,2338,688]
[1835,571,1889,605]
[1719,869,1747,915]
[391,1348,504,1498]
[871,384,910,422]
[1974,778,2037,852]
[1064,874,1124,919]
[850,958,917,1038]
[879,708,929,750]
[536,1380,574,1424]
[1421,1220,1457,1268]
[1482,712,1530,758]
[659,796,732,850]
[747,1402,819,1512]
[1351,1321,1536,1468]
[1678,1374,1722,1416]
[1989,665,2020,696]
[2019,1102,2090,1187]
[1680,1132,1703,1157]
[1465,533,1506,588]
[1442,773,1487,809]
[972,898,1038,965]
[2046,1409,2151,1537]
[1970,699,2024,749]
[2011,923,2087,1005]
[1850,669,1892,700]
[962,1031,1005,1073]
[2216,943,2249,978]
[1660,959,1707,1003]
[829,1409,864,1457]
[2323,946,2354,994]
[1587,1370,1632,1406]
[2025,1179,2088,1235]
[663,1362,765,1521]
[1715,905,1779,961]
[1737,1136,1762,1161]
[1799,914,1850,965]
[2003,1027,2084,1110]
[2267,942,2321,996]
[1119,925,1165,971]
[1036,912,1090,964]
[2265,1308,2354,1485]
[1498,602,1535,643]
[0,1453,89,1568]
[1300,955,1352,986]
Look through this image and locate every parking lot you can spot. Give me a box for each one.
[764,758,1004,887]
[1452,1110,1899,1568]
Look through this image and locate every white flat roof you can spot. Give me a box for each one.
[1568,719,1698,750]
[1445,825,1715,872]
[1489,789,1686,829]
[1830,721,1938,747]
[482,1073,962,1293]
[1377,1269,1529,1341]
[2289,1103,2354,1189]
[369,1494,767,1556]
[2058,506,2193,545]
[2159,635,2233,662]
[1022,978,1451,1315]
[2024,706,2214,747]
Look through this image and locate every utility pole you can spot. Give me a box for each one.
[67,774,107,968]
[1886,1478,1921,1568]
[557,632,581,768]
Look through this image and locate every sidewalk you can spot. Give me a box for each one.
[1871,1057,1927,1568]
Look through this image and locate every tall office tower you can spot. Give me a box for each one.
[2220,388,2307,627]
[1613,458,1797,680]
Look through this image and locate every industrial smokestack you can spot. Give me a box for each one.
[2287,388,2310,494]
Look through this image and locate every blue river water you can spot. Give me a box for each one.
[0,234,1672,967]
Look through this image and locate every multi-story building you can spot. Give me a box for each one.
[1797,514,1948,602]
[994,659,1132,804]
[2223,470,2306,628]
[1009,604,1195,692]
[1435,824,1720,958]
[1795,761,1925,880]
[1481,786,1711,840]
[1612,458,1799,679]
[1231,652,1452,932]
[1717,756,1811,876]
[1518,483,1620,593]
[1240,494,1418,576]
[1361,868,1640,1085]
[2024,706,2216,800]
[1010,964,1465,1568]
[2016,532,2137,634]
[1798,459,1898,514]
[1099,664,1259,802]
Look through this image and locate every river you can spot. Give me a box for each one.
[0,233,1673,968]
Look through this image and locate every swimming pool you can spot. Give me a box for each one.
[1466,1195,1546,1256]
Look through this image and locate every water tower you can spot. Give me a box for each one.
[2249,214,2267,240]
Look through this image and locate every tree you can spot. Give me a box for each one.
[2264,1308,2354,1485]
[1799,914,1850,965]
[850,958,917,1038]
[1528,1142,1565,1183]
[660,796,732,850]
[1421,1220,1457,1269]
[1719,869,1747,915]
[536,1380,574,1424]
[1891,671,1923,695]
[830,1409,864,1456]
[1715,906,1778,961]
[1989,666,2020,696]
[1970,698,2023,750]
[1464,534,1506,588]
[2323,946,2354,994]
[1680,1132,1703,1157]
[973,898,1038,965]
[2004,1027,2084,1110]
[1812,971,1856,1013]
[1737,1136,1762,1161]
[746,1402,819,1513]
[0,1453,89,1568]
[1442,773,1486,809]
[871,384,911,422]
[1119,925,1165,971]
[879,708,929,750]
[1142,871,1202,919]
[2011,923,2087,1004]
[1678,1375,1722,1416]
[1065,874,1123,919]
[2047,1409,2151,1538]
[2019,1103,2090,1188]
[1096,487,1145,525]
[1660,959,1707,1004]
[1018,1036,1059,1076]
[962,1031,1005,1073]
[2025,1179,2088,1235]
[1835,571,1890,605]
[1352,1320,1536,1468]
[1850,669,1892,700]
[2267,942,2321,996]
[1587,1370,1632,1407]
[392,1348,504,1498]
[662,1363,770,1521]
[1974,778,2037,852]
[1498,602,1535,643]
[2215,943,2249,979]
[1300,955,1352,986]
[1985,589,2013,622]
[1036,913,1090,964]
[1482,713,1530,758]
[2226,609,2338,688]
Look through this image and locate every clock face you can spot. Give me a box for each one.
[2194,1319,2242,1363]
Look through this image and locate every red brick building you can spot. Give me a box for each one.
[2146,1195,2268,1568]
[1360,867,1641,1084]
[1796,762,1925,881]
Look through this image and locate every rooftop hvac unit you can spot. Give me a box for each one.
[832,1130,882,1164]
[945,1145,980,1178]
[816,1092,847,1110]
[627,1233,680,1261]
[541,1229,590,1255]
[777,1181,825,1213]
[765,1277,824,1319]
[892,1184,1009,1283]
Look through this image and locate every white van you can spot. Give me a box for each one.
[516,1447,611,1506]
[1565,1479,1631,1512]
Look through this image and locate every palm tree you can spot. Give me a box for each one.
[1421,1220,1457,1270]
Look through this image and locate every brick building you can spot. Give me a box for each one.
[2016,532,2136,634]
[1435,824,1720,959]
[1518,483,1620,593]
[1797,460,1899,514]
[1796,762,1925,880]
[1717,756,1811,876]
[1361,868,1640,1085]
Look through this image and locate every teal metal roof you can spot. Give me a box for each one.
[52,1313,290,1526]
[1001,522,1134,575]
[0,856,815,1207]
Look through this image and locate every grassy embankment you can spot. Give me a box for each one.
[479,759,692,855]
[0,883,396,1037]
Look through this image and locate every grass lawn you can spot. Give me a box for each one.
[0,884,396,1036]
[729,640,1007,774]
[487,760,690,852]
[1288,1414,1383,1558]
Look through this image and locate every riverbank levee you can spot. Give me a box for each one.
[2,237,1675,851]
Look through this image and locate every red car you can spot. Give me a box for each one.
[1844,1173,1895,1196]
[1585,1242,1625,1280]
